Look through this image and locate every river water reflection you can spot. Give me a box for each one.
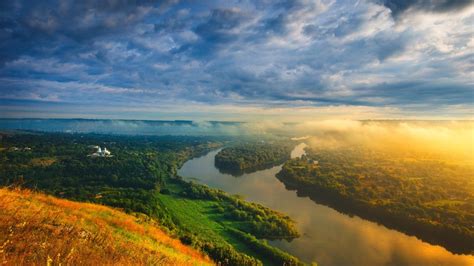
[178,143,474,266]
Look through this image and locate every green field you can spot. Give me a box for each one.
[156,180,301,265]
[157,192,271,263]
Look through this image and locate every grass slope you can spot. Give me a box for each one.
[0,188,213,265]
[157,193,268,262]
[157,181,301,265]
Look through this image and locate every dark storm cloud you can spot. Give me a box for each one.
[183,8,253,58]
[358,81,474,105]
[195,8,248,41]
[0,0,175,64]
[380,0,472,16]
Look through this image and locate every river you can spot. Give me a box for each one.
[178,143,474,266]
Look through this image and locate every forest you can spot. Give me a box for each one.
[215,141,294,176]
[0,131,302,265]
[277,144,474,254]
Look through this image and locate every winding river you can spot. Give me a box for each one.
[178,144,474,266]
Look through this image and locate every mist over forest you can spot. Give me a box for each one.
[2,118,472,159]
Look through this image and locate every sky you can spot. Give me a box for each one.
[0,0,472,121]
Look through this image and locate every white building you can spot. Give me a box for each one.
[90,146,112,157]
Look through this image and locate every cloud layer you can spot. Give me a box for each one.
[0,0,472,120]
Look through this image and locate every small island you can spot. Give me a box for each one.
[215,141,294,176]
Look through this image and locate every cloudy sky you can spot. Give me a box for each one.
[0,0,472,121]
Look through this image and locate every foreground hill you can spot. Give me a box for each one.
[0,188,212,265]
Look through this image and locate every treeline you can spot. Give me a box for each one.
[0,133,217,215]
[180,232,262,266]
[228,228,303,266]
[215,141,294,176]
[277,147,474,254]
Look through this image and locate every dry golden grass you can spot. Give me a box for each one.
[0,188,213,266]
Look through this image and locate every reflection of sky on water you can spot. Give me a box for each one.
[178,144,474,266]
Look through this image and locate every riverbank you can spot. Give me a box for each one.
[276,158,474,255]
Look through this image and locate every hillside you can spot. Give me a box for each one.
[0,188,213,265]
